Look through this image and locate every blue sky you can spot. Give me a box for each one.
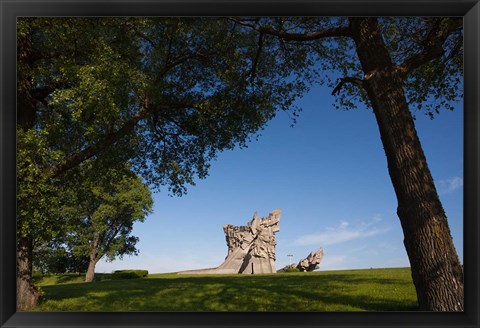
[96,82,463,274]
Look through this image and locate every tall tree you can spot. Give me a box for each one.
[17,17,313,309]
[62,163,153,283]
[232,16,464,311]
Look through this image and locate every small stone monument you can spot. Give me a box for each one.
[178,209,281,274]
[277,248,324,272]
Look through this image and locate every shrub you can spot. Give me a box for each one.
[284,268,301,273]
[111,270,148,280]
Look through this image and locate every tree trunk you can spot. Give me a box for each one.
[85,238,99,282]
[349,17,464,311]
[84,257,97,283]
[17,237,41,310]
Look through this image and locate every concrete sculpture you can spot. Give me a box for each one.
[178,209,281,274]
[277,248,324,272]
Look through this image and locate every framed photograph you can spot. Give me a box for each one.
[1,0,478,327]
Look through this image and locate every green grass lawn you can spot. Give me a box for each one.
[32,268,418,312]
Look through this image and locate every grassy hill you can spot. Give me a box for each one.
[32,268,418,312]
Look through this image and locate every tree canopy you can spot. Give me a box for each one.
[18,17,314,194]
[231,17,462,115]
[17,15,315,258]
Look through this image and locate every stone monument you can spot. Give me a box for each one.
[277,248,324,272]
[178,209,281,274]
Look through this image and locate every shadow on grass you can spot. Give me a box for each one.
[93,273,113,282]
[56,274,84,284]
[34,273,114,286]
[36,270,419,312]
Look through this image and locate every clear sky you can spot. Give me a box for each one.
[96,82,463,274]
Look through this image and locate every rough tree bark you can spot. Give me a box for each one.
[84,233,100,283]
[84,256,98,283]
[349,17,463,311]
[16,237,41,310]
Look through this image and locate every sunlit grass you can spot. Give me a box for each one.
[32,268,418,312]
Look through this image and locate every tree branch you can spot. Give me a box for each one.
[249,32,264,82]
[134,31,156,48]
[32,86,54,102]
[230,18,351,41]
[155,52,209,83]
[99,223,125,257]
[445,37,462,62]
[394,17,463,77]
[331,77,365,95]
[31,51,64,63]
[49,99,150,177]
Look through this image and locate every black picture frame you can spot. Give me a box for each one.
[1,1,478,327]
